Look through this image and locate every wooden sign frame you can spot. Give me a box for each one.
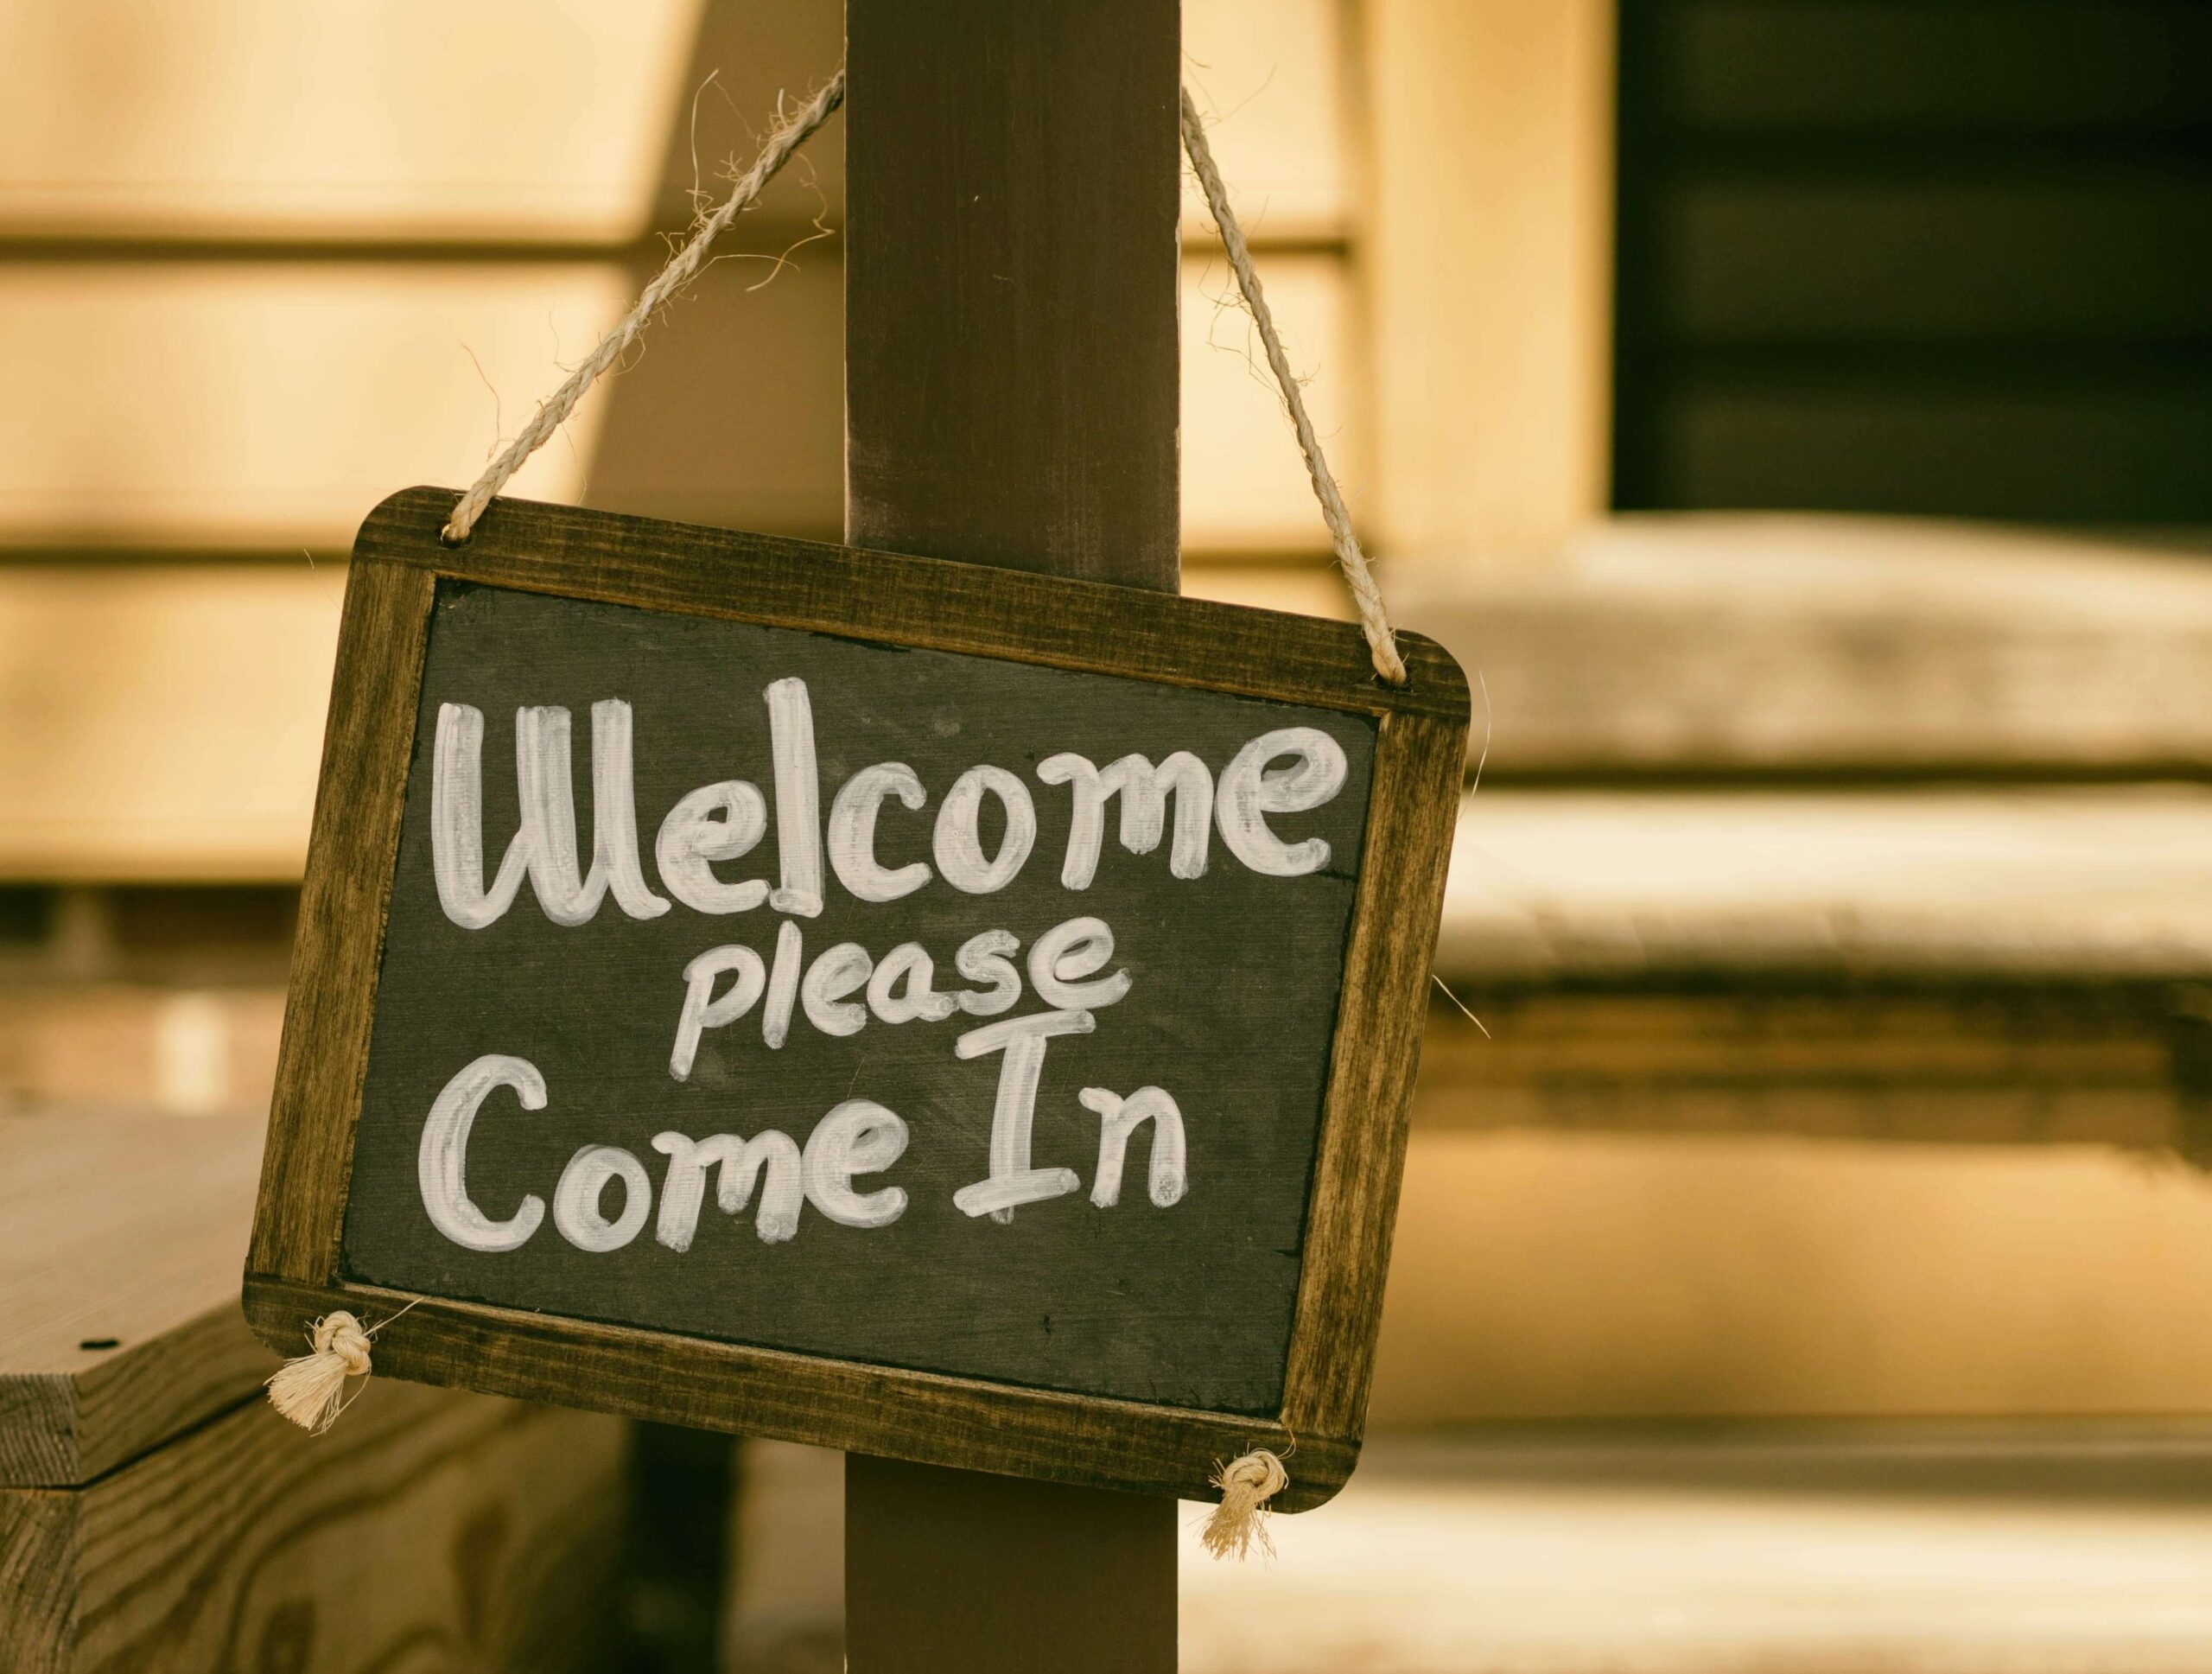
[243,487,1467,1509]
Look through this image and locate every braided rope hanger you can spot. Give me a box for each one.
[438,69,1406,684]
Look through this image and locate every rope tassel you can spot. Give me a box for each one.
[1201,1448,1290,1561]
[264,1301,419,1433]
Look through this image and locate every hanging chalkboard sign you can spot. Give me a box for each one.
[244,488,1468,1506]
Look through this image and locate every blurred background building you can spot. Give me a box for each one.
[5,2,2212,1669]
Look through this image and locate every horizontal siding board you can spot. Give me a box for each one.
[1658,175,2212,342]
[581,254,845,541]
[1650,383,2212,521]
[0,0,1349,248]
[1658,1,2212,133]
[0,247,1349,557]
[0,0,702,242]
[0,264,626,549]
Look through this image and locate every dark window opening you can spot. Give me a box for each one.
[1613,0,2212,523]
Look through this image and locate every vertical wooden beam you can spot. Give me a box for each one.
[845,0,1180,591]
[842,2,1182,1670]
[845,1455,1177,1671]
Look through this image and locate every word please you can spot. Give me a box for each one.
[671,914,1126,1067]
[430,677,1347,929]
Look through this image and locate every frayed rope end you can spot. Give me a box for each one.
[1200,1448,1289,1561]
[264,1299,420,1434]
[265,1312,371,1434]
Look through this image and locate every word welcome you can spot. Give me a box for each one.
[429,677,1348,928]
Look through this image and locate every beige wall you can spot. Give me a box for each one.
[1363,0,1616,570]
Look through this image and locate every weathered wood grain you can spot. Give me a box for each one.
[249,556,433,1286]
[353,487,1465,722]
[241,1273,1351,1512]
[0,1112,275,1487]
[2,1381,626,1674]
[0,1487,75,1669]
[1283,707,1469,1447]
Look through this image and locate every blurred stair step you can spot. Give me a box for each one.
[1179,1425,2212,1674]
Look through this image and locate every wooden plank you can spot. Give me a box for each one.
[1371,1127,2212,1423]
[1,1381,626,1674]
[1181,252,1362,555]
[1656,0,2212,133]
[1178,1428,2212,1671]
[1640,382,2212,525]
[0,566,340,882]
[1661,176,2212,344]
[1179,0,1353,241]
[0,1112,274,1487]
[0,1484,75,1671]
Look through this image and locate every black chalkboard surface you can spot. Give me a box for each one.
[345,580,1374,1413]
[245,489,1467,1505]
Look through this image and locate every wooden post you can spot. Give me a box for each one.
[842,2,1182,1669]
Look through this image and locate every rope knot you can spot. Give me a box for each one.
[312,1312,373,1377]
[1200,1448,1290,1561]
[264,1302,419,1435]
